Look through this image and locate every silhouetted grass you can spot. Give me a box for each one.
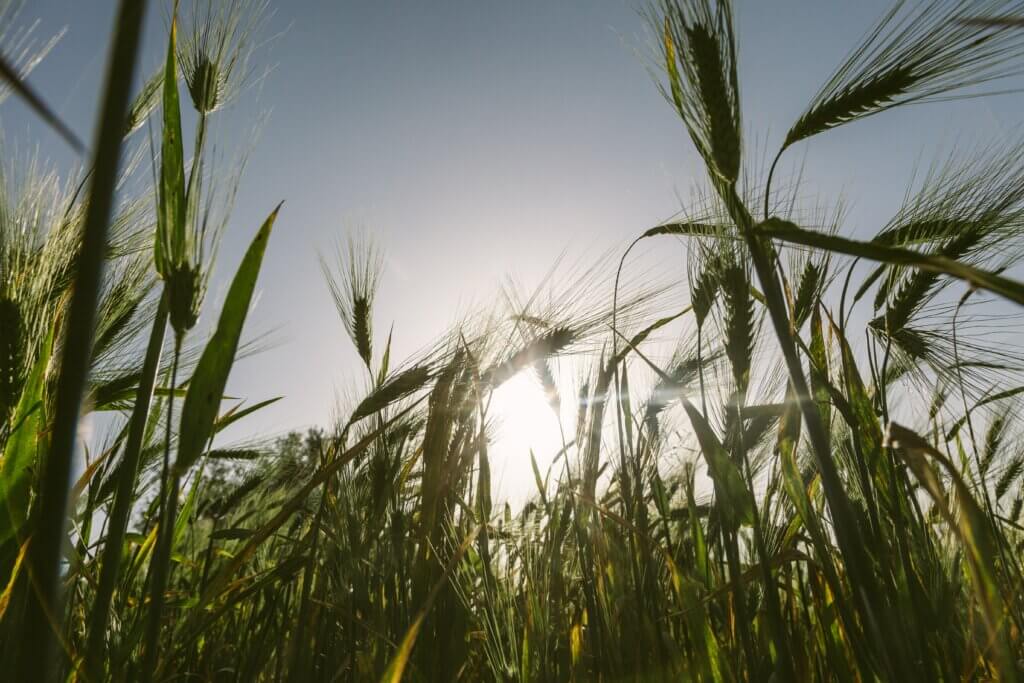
[2,1,1024,681]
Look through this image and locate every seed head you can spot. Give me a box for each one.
[186,53,224,115]
[167,261,204,336]
[179,0,269,115]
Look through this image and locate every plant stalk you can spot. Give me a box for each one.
[84,291,169,680]
[15,1,148,678]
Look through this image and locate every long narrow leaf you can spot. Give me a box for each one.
[174,204,282,476]
[16,2,149,677]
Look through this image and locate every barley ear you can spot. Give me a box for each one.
[322,231,384,371]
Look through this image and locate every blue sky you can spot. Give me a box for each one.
[5,1,1024,500]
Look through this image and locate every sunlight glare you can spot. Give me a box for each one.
[488,372,566,507]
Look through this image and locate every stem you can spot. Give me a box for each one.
[722,524,756,676]
[697,324,708,418]
[736,418,795,682]
[140,335,182,682]
[953,295,993,512]
[186,111,208,221]
[612,234,644,364]
[84,292,169,680]
[288,499,325,682]
[16,1,148,679]
[722,180,901,679]
[763,147,784,221]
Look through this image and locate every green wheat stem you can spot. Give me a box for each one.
[140,334,182,682]
[14,1,148,678]
[83,291,169,681]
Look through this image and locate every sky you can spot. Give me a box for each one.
[4,1,1024,502]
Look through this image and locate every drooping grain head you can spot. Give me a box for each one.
[783,0,1024,153]
[484,326,576,389]
[870,140,1024,343]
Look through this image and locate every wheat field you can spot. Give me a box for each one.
[3,0,1024,680]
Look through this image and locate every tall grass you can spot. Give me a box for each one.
[2,0,1024,680]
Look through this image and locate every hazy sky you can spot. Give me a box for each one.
[5,1,1024,501]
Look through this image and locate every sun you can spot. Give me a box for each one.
[487,372,566,506]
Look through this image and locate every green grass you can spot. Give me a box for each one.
[3,0,1024,680]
